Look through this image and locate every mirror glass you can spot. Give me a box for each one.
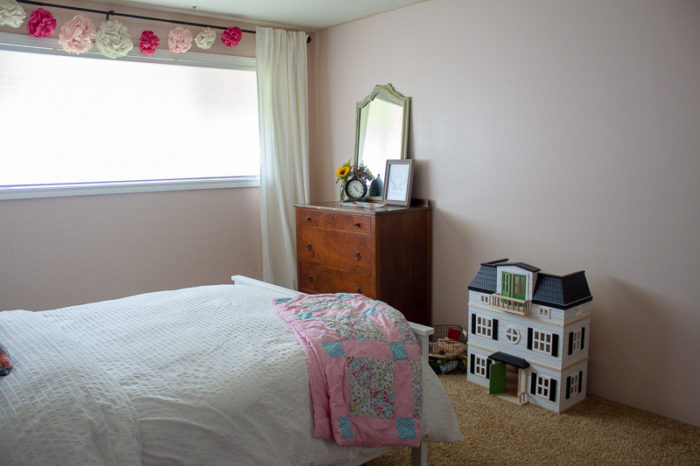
[354,84,410,183]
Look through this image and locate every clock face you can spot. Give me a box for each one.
[345,177,367,200]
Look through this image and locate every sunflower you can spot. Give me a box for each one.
[335,165,351,179]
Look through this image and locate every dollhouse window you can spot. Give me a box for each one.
[570,373,579,394]
[475,316,493,338]
[566,371,583,399]
[531,373,557,402]
[572,329,582,352]
[538,307,551,319]
[536,376,550,398]
[532,330,552,353]
[505,326,520,344]
[473,355,488,377]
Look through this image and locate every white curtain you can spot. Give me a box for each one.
[256,27,310,289]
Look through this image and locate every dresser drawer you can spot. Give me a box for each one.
[296,207,371,234]
[298,262,375,297]
[297,228,372,274]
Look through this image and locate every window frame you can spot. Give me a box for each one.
[0,31,260,200]
[474,315,493,338]
[532,329,552,354]
[473,355,488,377]
[536,375,550,398]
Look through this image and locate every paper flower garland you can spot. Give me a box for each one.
[58,15,96,54]
[168,27,192,53]
[221,26,242,47]
[139,30,159,55]
[27,8,56,38]
[96,19,133,59]
[194,27,215,50]
[0,0,26,28]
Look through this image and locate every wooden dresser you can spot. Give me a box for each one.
[295,200,431,325]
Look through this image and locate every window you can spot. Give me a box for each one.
[473,355,488,377]
[536,375,550,398]
[513,274,526,299]
[474,316,493,338]
[571,329,583,352]
[531,373,557,402]
[505,326,521,344]
[538,307,551,319]
[532,330,552,354]
[0,34,259,199]
[502,271,526,300]
[569,373,579,395]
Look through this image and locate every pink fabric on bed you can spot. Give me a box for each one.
[274,293,422,447]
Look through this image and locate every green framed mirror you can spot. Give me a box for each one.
[353,83,410,199]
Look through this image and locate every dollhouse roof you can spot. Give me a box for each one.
[532,271,592,309]
[489,351,530,368]
[468,260,592,310]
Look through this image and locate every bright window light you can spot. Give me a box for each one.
[0,47,259,195]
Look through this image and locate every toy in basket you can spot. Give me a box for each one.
[429,325,468,374]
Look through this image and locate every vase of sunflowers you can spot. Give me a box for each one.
[335,160,374,202]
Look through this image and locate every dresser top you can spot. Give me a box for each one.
[296,199,430,215]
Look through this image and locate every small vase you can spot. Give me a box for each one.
[340,182,346,202]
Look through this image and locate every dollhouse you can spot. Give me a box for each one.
[466,259,592,412]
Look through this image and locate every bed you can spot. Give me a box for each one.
[0,275,461,465]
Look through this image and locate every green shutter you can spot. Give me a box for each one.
[513,274,526,300]
[502,272,511,297]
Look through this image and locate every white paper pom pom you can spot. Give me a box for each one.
[195,27,216,50]
[96,19,133,59]
[0,0,26,28]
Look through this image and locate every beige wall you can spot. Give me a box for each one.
[309,0,700,426]
[0,188,263,310]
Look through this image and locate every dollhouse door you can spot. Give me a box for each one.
[488,362,506,395]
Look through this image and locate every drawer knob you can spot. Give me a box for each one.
[353,222,361,227]
[354,251,361,259]
[307,243,312,250]
[305,216,311,222]
[307,275,313,282]
[356,286,362,293]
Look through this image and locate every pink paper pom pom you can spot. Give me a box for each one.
[58,15,96,54]
[139,30,160,56]
[221,26,242,47]
[167,26,192,53]
[27,8,56,38]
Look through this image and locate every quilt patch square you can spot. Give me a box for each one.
[389,342,408,360]
[297,311,315,320]
[322,341,346,357]
[396,418,416,439]
[348,357,395,418]
[320,314,384,341]
[338,416,354,439]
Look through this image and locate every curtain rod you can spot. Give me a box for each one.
[16,0,255,33]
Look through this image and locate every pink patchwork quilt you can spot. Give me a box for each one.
[274,293,422,447]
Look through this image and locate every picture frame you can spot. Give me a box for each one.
[382,159,414,206]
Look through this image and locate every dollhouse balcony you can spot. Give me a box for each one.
[490,294,530,316]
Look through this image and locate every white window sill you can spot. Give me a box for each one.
[0,177,260,200]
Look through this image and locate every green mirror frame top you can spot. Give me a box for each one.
[353,83,410,200]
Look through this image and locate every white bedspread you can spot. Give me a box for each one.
[0,284,461,465]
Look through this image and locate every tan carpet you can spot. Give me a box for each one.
[365,374,700,465]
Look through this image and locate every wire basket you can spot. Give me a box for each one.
[429,324,468,374]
